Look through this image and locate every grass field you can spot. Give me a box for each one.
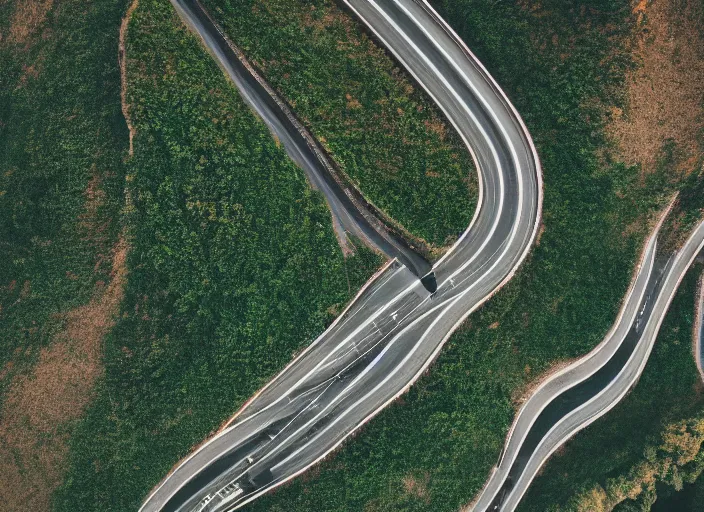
[0,0,126,396]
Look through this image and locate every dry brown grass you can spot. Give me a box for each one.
[401,472,430,502]
[16,53,45,87]
[608,0,704,175]
[0,239,127,511]
[345,93,362,110]
[0,170,128,511]
[5,0,54,46]
[424,119,446,141]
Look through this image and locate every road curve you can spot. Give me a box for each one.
[139,0,542,510]
[471,214,704,512]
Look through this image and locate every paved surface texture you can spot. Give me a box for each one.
[139,0,542,510]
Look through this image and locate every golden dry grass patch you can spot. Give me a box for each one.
[15,52,45,87]
[609,0,704,175]
[424,119,446,141]
[5,0,54,45]
[0,237,127,511]
[401,472,431,502]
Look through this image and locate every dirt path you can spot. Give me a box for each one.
[119,0,140,157]
[694,272,704,383]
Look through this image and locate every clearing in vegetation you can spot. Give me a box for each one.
[608,0,704,177]
[0,238,127,512]
[5,0,54,45]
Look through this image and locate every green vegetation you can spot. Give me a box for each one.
[517,0,704,507]
[518,265,704,512]
[53,0,380,510]
[200,0,478,247]
[0,0,126,392]
[516,107,704,512]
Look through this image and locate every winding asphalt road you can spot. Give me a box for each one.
[139,0,541,510]
[471,210,704,512]
[138,0,704,511]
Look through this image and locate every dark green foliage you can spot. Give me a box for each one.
[199,0,478,247]
[0,0,127,392]
[651,468,704,512]
[53,1,380,510]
